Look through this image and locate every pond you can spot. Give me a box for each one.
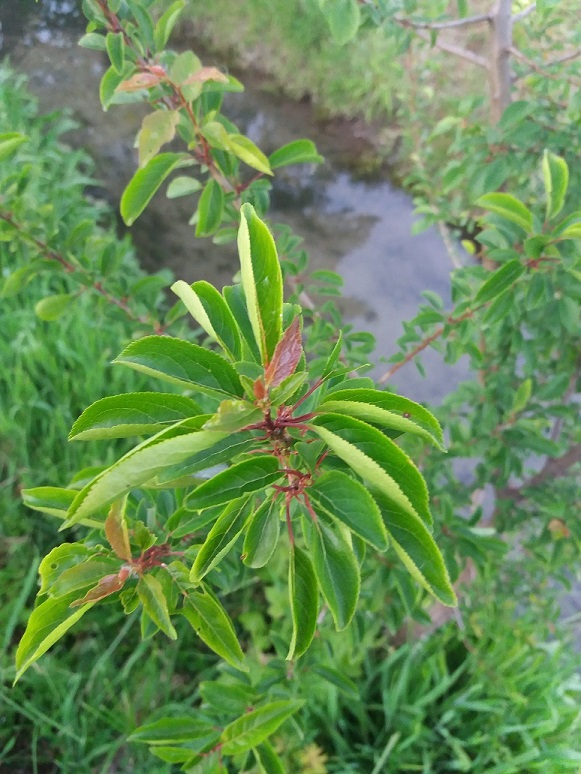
[0,0,467,402]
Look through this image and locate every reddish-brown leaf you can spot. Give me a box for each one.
[70,567,130,607]
[116,72,164,93]
[105,498,132,561]
[183,67,228,85]
[265,317,302,388]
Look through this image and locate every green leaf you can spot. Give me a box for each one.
[268,139,323,169]
[307,517,360,631]
[78,32,107,51]
[99,64,129,110]
[171,280,242,360]
[311,414,432,527]
[166,175,202,198]
[114,335,243,398]
[23,487,77,521]
[254,742,285,774]
[542,150,569,220]
[511,378,532,415]
[319,0,361,44]
[137,109,179,167]
[196,179,225,237]
[129,716,216,745]
[237,203,283,363]
[65,424,228,525]
[287,546,318,660]
[154,0,185,51]
[137,574,177,640]
[203,400,262,433]
[321,388,445,450]
[373,490,457,607]
[189,496,253,582]
[242,498,280,568]
[182,592,247,671]
[220,700,305,755]
[69,392,201,441]
[0,132,28,162]
[38,543,94,595]
[474,259,525,305]
[186,457,281,510]
[121,153,191,226]
[105,32,125,73]
[228,134,273,175]
[308,470,387,550]
[223,284,262,363]
[50,559,121,598]
[14,592,97,682]
[311,665,359,698]
[476,193,533,232]
[35,294,73,321]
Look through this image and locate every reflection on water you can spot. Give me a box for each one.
[0,0,467,401]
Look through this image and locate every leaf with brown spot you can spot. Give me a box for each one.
[105,497,132,561]
[70,568,129,607]
[265,317,302,389]
[183,66,228,85]
[116,72,164,92]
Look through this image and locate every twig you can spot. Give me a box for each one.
[497,444,581,503]
[512,3,536,23]
[394,13,490,30]
[511,46,581,87]
[395,19,489,69]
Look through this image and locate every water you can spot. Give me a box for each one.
[0,0,467,402]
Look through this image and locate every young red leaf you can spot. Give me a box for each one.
[264,317,302,389]
[70,567,130,607]
[183,66,228,85]
[116,72,163,92]
[104,497,132,561]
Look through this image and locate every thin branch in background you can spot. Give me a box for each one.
[393,13,491,30]
[511,46,581,87]
[512,3,536,23]
[395,19,489,69]
[546,49,581,66]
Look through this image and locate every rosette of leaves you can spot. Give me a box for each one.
[18,204,455,688]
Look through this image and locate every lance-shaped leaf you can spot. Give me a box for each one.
[264,317,303,389]
[137,574,177,640]
[70,568,129,607]
[190,496,253,582]
[308,470,388,550]
[321,388,445,450]
[120,153,192,226]
[237,203,283,363]
[242,498,281,568]
[474,259,525,305]
[223,284,261,363]
[287,546,318,660]
[22,487,105,529]
[51,559,122,598]
[254,742,285,774]
[311,414,432,527]
[171,280,241,360]
[15,592,97,682]
[114,335,243,398]
[69,392,201,441]
[220,700,305,755]
[542,150,569,220]
[182,592,247,671]
[153,0,185,51]
[0,132,28,162]
[129,717,217,746]
[38,543,94,595]
[306,517,360,631]
[186,457,281,511]
[373,490,457,607]
[476,192,533,232]
[64,424,228,525]
[268,139,323,169]
[105,497,131,560]
[196,179,224,237]
[228,134,273,175]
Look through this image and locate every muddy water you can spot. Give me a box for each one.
[0,0,467,402]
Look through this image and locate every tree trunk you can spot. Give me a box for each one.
[489,0,513,123]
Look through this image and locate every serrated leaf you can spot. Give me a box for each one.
[15,592,97,682]
[474,259,525,304]
[137,574,177,640]
[105,497,131,560]
[542,150,569,220]
[0,132,28,162]
[228,134,273,175]
[137,109,179,167]
[237,203,283,363]
[264,317,303,388]
[69,392,201,441]
[189,496,253,582]
[268,139,323,169]
[114,335,243,398]
[476,193,533,232]
[311,414,432,527]
[186,457,281,511]
[307,517,360,631]
[321,388,445,450]
[171,279,242,360]
[373,490,457,606]
[308,470,387,549]
[182,592,247,671]
[64,424,228,525]
[242,498,280,568]
[196,179,224,237]
[121,153,191,226]
[287,546,318,660]
[220,700,304,755]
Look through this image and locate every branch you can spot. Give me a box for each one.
[511,46,581,87]
[512,3,536,23]
[497,444,581,503]
[396,19,489,69]
[546,49,581,66]
[394,13,490,30]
